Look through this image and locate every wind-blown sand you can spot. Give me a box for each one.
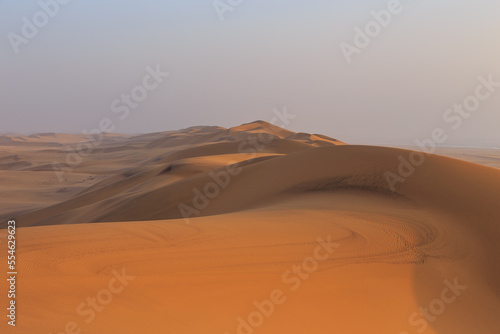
[1,121,499,333]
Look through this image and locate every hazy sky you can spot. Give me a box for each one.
[1,0,499,146]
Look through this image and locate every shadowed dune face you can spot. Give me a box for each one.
[1,121,500,333]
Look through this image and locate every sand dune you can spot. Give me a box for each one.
[1,121,499,333]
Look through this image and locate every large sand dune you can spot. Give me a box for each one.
[1,121,499,333]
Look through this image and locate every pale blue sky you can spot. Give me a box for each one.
[1,0,499,146]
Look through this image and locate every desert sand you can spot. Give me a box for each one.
[1,121,499,333]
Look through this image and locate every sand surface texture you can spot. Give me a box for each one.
[1,121,499,333]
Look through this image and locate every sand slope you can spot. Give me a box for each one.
[1,122,499,333]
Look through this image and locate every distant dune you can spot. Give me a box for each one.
[1,121,499,333]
